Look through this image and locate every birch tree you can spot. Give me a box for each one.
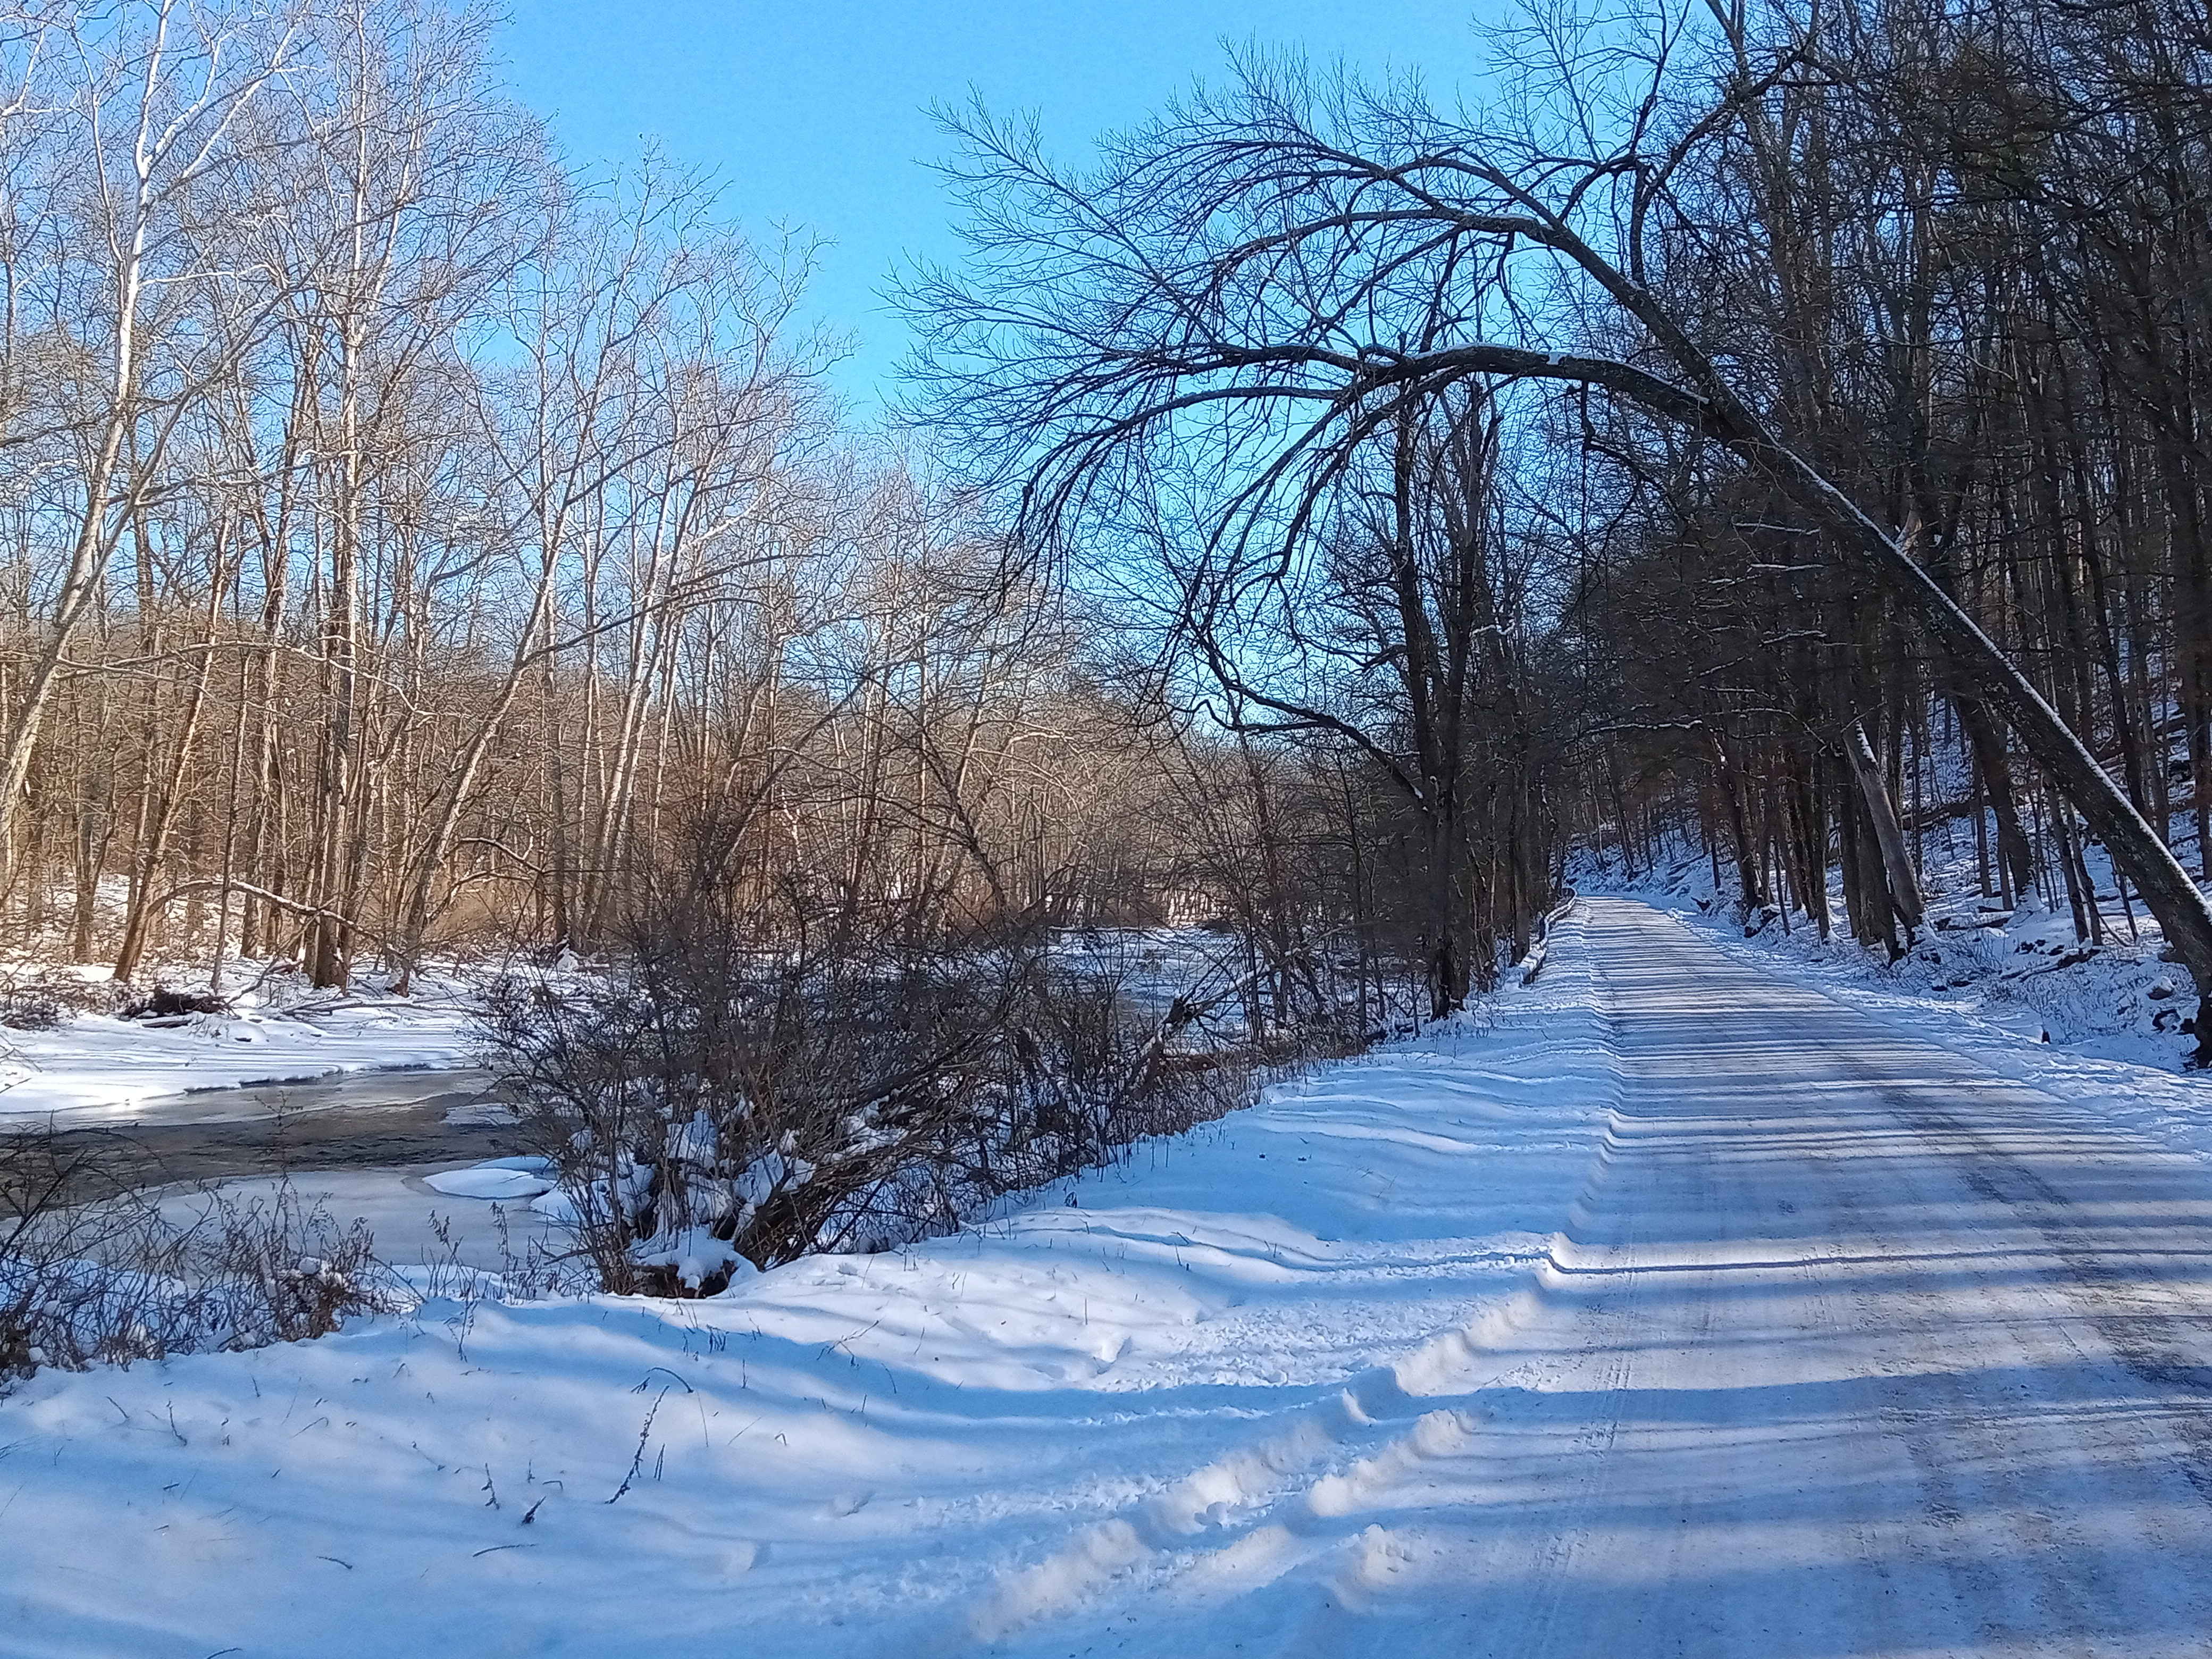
[0,0,303,890]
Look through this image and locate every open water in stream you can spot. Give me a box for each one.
[24,1066,523,1191]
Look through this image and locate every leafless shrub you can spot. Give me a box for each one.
[188,1186,387,1347]
[0,972,131,1030]
[1,1128,187,1380]
[0,1122,398,1392]
[478,909,1306,1296]
[0,990,63,1032]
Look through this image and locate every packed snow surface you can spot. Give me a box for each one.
[8,901,2212,1655]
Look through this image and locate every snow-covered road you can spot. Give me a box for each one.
[6,899,2211,1656]
[1463,898,2212,1655]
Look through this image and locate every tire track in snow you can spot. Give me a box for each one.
[963,1038,1638,1647]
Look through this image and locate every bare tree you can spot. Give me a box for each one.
[0,0,304,891]
[907,40,2212,1053]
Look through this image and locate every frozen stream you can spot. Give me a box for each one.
[13,1066,540,1267]
[32,1065,516,1183]
[91,1065,503,1131]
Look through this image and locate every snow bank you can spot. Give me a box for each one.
[0,916,1623,1658]
[0,978,479,1119]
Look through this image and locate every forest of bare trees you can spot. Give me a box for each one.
[4,0,2210,1078]
[1553,0,2212,989]
[0,1,1321,1007]
[912,0,2212,1055]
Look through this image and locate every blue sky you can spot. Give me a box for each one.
[496,2,1498,417]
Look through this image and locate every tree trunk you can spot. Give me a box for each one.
[1955,694,2034,906]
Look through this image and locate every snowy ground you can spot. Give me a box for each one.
[0,918,1620,1657]
[0,976,479,1121]
[1579,823,2212,1175]
[8,901,2212,1656]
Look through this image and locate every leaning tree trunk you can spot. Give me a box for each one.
[1529,326,2212,1058]
[1753,435,2212,1060]
[1843,718,1924,935]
